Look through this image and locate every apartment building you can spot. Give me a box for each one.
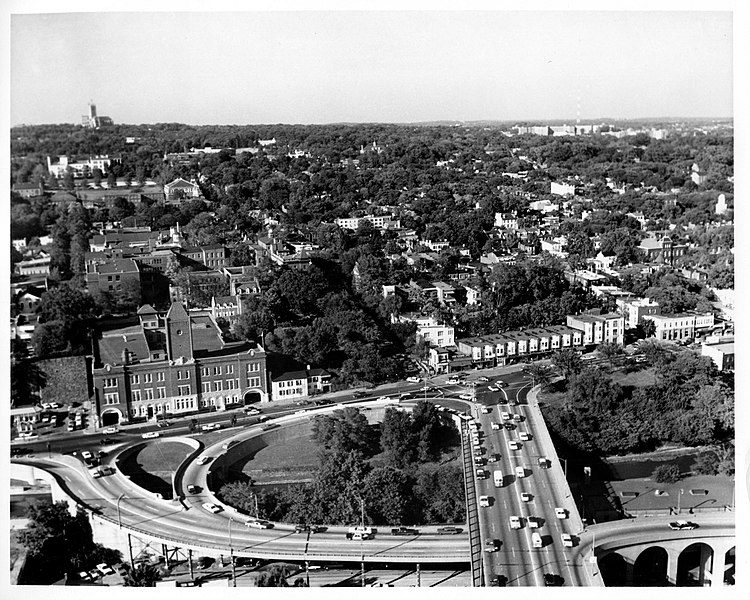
[642,312,715,343]
[566,313,625,345]
[616,297,661,329]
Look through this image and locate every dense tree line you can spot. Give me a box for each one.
[218,403,465,526]
[542,352,734,459]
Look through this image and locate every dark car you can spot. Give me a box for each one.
[99,437,118,445]
[391,526,419,536]
[544,573,564,586]
[503,422,516,430]
[669,520,698,530]
[352,391,369,399]
[295,524,311,533]
[186,484,201,494]
[437,526,462,535]
[489,575,507,587]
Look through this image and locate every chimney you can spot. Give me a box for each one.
[121,348,129,365]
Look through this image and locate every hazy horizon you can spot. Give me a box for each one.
[10,10,733,126]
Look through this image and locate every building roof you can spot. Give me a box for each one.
[272,370,307,383]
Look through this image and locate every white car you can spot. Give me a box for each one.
[481,406,492,414]
[81,450,93,461]
[490,422,500,430]
[487,385,499,392]
[459,393,473,400]
[509,515,522,529]
[246,519,271,529]
[527,516,541,529]
[202,503,223,514]
[196,456,211,465]
[142,431,160,439]
[561,533,574,547]
[519,432,532,441]
[555,507,567,519]
[102,426,118,434]
[479,495,490,507]
[477,376,490,382]
[508,440,521,450]
[201,423,221,432]
[377,396,391,402]
[521,492,533,502]
[501,412,511,421]
[96,563,115,576]
[513,414,525,422]
[406,376,422,383]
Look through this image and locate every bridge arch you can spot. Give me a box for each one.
[633,546,669,586]
[677,542,714,587]
[599,552,628,586]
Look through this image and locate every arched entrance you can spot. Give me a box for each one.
[633,546,669,586]
[243,390,262,405]
[599,552,628,586]
[677,542,714,587]
[101,409,121,426]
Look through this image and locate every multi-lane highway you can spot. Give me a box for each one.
[459,373,593,587]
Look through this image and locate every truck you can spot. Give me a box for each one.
[493,470,503,487]
[531,532,543,548]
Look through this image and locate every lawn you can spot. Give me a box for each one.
[241,425,321,485]
[119,441,193,498]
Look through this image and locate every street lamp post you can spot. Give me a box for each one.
[116,493,125,529]
[677,488,684,515]
[228,517,236,587]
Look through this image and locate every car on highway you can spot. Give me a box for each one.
[246,519,273,529]
[437,526,462,535]
[490,421,500,430]
[196,456,212,465]
[555,508,567,519]
[561,533,574,547]
[509,515,522,529]
[484,539,500,553]
[543,573,564,586]
[512,414,525,422]
[352,391,370,398]
[202,503,222,514]
[477,376,490,382]
[500,412,511,421]
[399,392,413,400]
[377,396,391,402]
[475,456,487,466]
[515,466,526,478]
[201,423,221,432]
[519,432,532,441]
[521,492,533,502]
[481,406,492,414]
[527,516,542,529]
[391,526,420,536]
[479,495,490,507]
[538,457,550,468]
[99,437,118,445]
[459,393,473,400]
[141,431,160,439]
[503,422,516,430]
[244,406,261,414]
[186,484,201,494]
[406,376,422,383]
[669,520,698,530]
[508,440,521,450]
[475,469,488,480]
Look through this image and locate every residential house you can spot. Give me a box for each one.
[164,178,201,202]
[12,181,44,199]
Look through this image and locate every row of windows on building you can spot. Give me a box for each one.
[277,387,304,397]
[277,379,304,388]
[102,363,261,388]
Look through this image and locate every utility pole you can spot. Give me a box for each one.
[417,563,421,587]
[228,517,236,586]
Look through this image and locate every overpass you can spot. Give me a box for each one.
[11,380,735,586]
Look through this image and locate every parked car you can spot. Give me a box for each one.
[244,406,261,415]
[487,385,499,392]
[102,426,118,434]
[391,526,419,536]
[481,406,492,414]
[96,563,115,576]
[437,526,462,535]
[406,376,422,383]
[669,520,698,530]
[459,393,473,400]
[202,503,222,514]
[141,431,160,439]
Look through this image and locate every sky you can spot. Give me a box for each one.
[6,5,735,126]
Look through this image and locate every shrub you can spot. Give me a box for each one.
[652,463,682,483]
